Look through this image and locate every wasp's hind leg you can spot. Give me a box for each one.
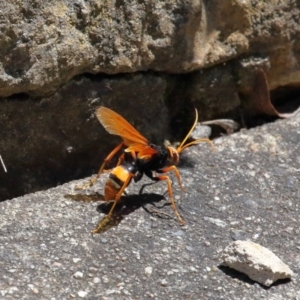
[76,142,125,190]
[92,172,134,234]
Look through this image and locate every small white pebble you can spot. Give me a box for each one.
[93,277,101,284]
[145,266,153,277]
[78,291,88,298]
[190,266,197,272]
[204,217,227,228]
[73,258,81,263]
[74,271,84,279]
[161,279,168,286]
[28,285,39,294]
[122,289,130,295]
[8,287,19,294]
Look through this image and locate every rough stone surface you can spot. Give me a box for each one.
[0,0,299,96]
[0,113,299,299]
[222,240,293,286]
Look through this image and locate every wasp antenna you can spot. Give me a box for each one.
[179,138,215,152]
[177,109,199,153]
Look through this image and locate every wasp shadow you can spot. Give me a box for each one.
[64,192,105,202]
[94,187,169,233]
[65,183,168,234]
[218,265,292,289]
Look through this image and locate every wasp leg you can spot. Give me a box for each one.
[159,165,185,192]
[116,153,125,167]
[151,174,185,225]
[116,150,136,168]
[76,142,125,190]
[92,173,134,234]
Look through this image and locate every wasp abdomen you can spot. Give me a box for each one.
[104,165,134,201]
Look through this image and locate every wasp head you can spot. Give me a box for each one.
[167,147,180,165]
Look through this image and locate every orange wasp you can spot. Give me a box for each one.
[82,106,214,233]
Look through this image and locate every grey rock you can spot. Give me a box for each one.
[0,112,299,298]
[221,240,293,286]
[0,1,299,96]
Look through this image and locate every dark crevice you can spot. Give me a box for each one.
[270,86,300,114]
[5,93,31,102]
[168,83,300,142]
[242,86,300,129]
[1,70,300,200]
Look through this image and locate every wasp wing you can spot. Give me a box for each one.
[96,106,150,147]
[125,144,158,160]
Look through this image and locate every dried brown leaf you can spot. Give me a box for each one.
[250,69,300,118]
